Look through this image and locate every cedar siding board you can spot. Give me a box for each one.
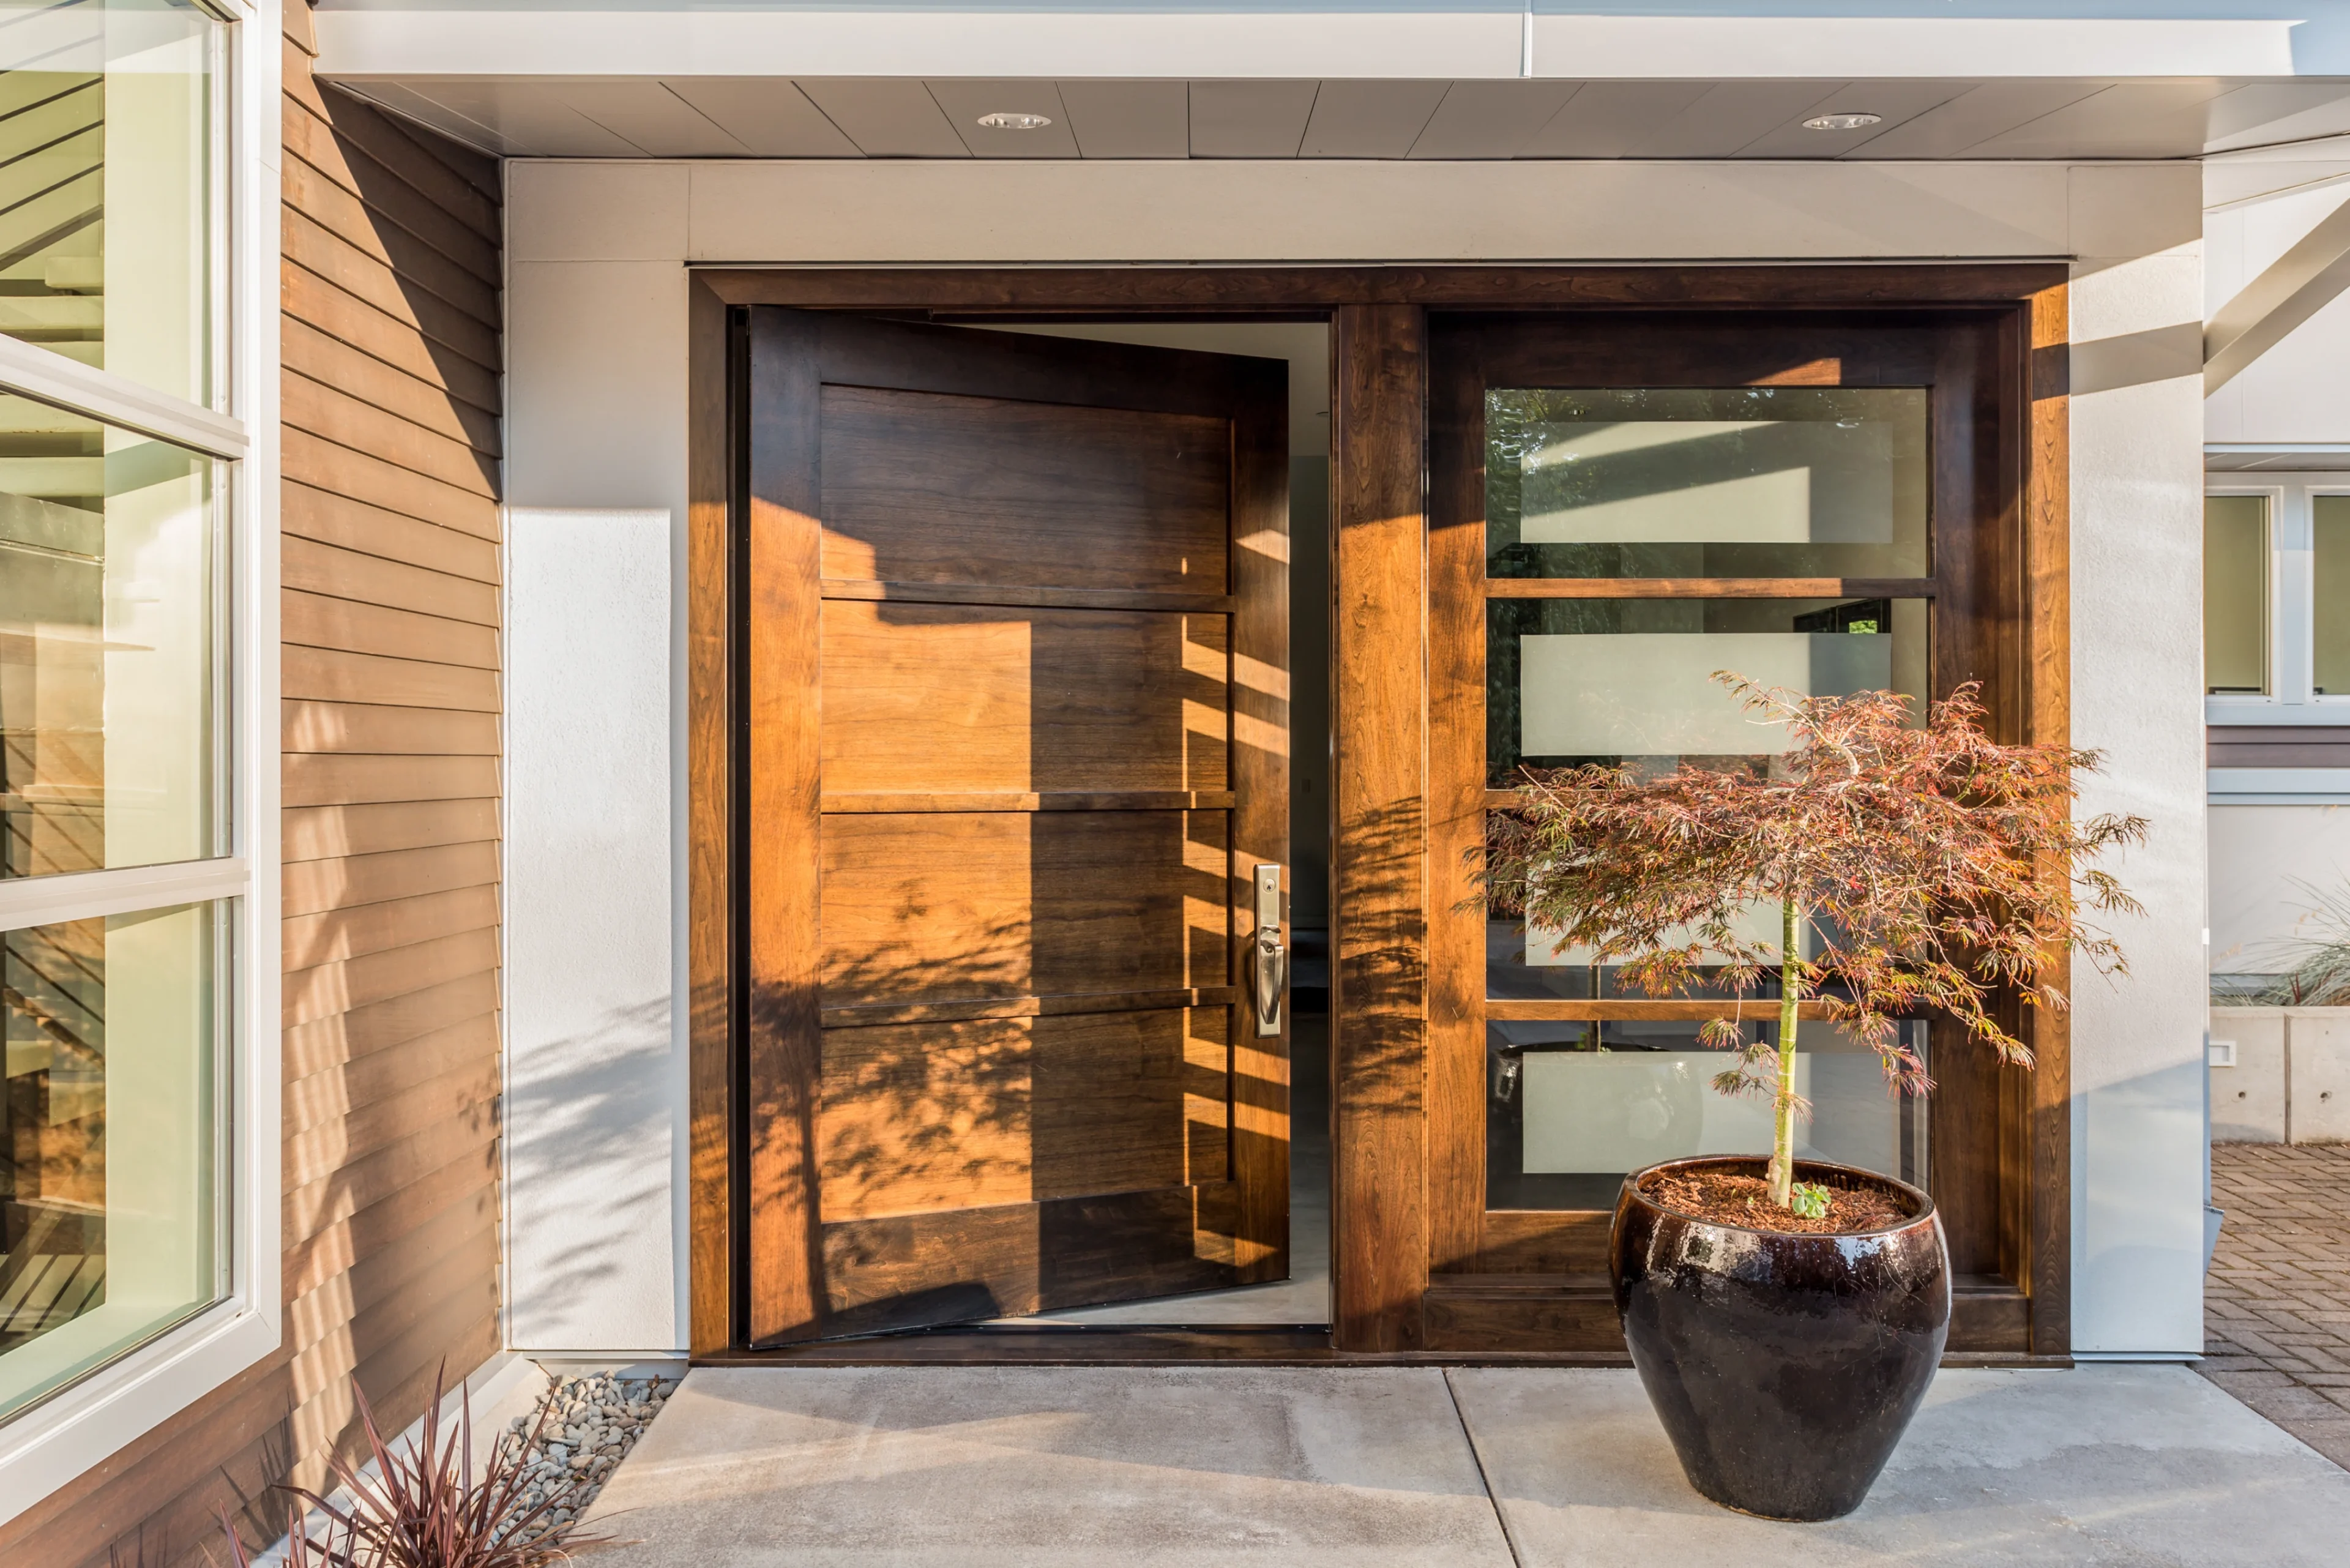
[2207,726,2350,767]
[0,13,504,1565]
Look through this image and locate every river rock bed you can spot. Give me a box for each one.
[498,1369,671,1541]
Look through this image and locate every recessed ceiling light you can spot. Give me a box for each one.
[976,111,1053,131]
[1804,111,1883,132]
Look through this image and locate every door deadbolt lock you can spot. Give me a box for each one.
[1252,864,1285,1038]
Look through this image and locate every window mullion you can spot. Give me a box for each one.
[0,859,250,933]
[0,334,247,461]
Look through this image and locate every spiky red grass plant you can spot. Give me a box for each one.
[220,1367,594,1567]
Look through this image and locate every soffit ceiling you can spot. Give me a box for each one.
[330,73,2350,161]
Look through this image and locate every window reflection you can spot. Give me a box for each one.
[0,394,217,878]
[2,902,220,1420]
[0,0,220,406]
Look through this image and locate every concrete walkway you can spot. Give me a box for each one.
[578,1362,2349,1566]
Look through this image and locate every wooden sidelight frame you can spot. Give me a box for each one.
[685,265,2071,1363]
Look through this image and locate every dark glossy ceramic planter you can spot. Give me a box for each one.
[1610,1155,1950,1522]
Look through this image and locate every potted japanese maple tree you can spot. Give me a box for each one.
[1482,676,2145,1521]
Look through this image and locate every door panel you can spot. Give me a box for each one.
[817,812,1230,1008]
[746,310,1288,1345]
[818,384,1233,592]
[816,1007,1230,1222]
[818,602,1229,795]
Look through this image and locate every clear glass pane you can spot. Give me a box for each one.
[0,0,219,407]
[1486,595,1928,787]
[2204,495,2270,696]
[0,392,217,878]
[1486,1018,1928,1211]
[1486,387,1928,580]
[2315,496,2350,698]
[2,902,221,1421]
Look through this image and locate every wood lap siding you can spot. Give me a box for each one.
[2208,726,2350,768]
[0,9,504,1564]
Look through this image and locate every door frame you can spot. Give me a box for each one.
[684,264,2072,1363]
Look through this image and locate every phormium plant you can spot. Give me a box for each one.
[220,1367,591,1568]
[1482,674,2148,1212]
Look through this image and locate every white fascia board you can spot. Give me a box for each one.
[2210,767,2350,802]
[1530,16,2296,79]
[314,8,2296,81]
[315,9,1523,79]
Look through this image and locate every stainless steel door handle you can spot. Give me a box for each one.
[1252,863,1285,1038]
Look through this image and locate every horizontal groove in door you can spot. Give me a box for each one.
[821,577,1237,614]
[822,791,1236,814]
[822,987,1240,1029]
[1485,998,1840,1021]
[1481,578,1936,600]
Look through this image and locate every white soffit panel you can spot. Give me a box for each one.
[1299,78,1447,160]
[1518,81,1712,159]
[1406,80,1578,160]
[663,78,860,157]
[1965,81,2239,160]
[386,77,647,154]
[2206,83,2350,155]
[1190,80,1318,159]
[1851,80,2111,159]
[557,79,753,157]
[1057,79,1188,159]
[1735,79,1976,159]
[796,77,969,157]
[1637,80,1843,159]
[926,80,1083,159]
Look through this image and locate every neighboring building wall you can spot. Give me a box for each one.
[0,10,504,1564]
[496,155,2208,1357]
[2211,805,2350,974]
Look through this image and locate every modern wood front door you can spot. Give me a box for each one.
[740,310,1291,1345]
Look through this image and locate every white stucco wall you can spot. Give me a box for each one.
[504,509,681,1352]
[501,156,2208,1356]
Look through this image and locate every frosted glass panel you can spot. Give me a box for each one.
[1487,1018,1927,1211]
[1520,630,1892,758]
[1487,597,1927,786]
[1488,387,1927,580]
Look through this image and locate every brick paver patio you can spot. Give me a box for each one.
[2201,1142,2350,1468]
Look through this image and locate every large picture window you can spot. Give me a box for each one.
[0,0,251,1455]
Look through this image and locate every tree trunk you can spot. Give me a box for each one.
[1769,897,1800,1208]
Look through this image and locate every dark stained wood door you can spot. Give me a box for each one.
[743,311,1290,1345]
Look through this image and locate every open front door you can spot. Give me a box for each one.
[742,310,1290,1345]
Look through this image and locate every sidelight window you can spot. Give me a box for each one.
[1480,381,1936,1212]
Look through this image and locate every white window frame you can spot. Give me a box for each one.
[2203,477,2350,724]
[0,0,279,1524]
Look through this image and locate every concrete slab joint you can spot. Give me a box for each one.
[572,1363,2350,1566]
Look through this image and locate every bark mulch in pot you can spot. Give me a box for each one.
[1641,1170,1911,1235]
